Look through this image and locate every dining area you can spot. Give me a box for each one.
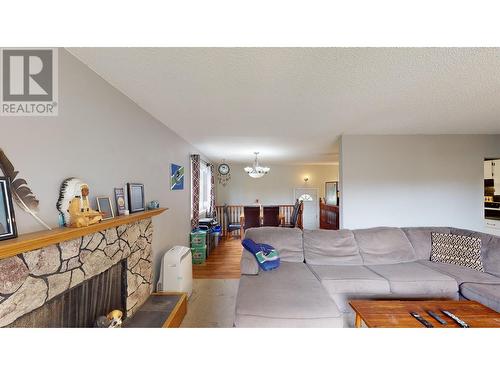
[216,201,303,239]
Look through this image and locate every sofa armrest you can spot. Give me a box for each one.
[241,250,259,275]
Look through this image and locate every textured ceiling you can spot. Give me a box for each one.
[68,48,500,164]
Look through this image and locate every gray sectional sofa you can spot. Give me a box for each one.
[234,226,500,327]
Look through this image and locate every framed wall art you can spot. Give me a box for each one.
[170,163,184,190]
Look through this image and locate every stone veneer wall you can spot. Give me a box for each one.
[0,218,153,327]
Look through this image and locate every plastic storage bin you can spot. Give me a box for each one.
[212,225,222,247]
[191,245,207,264]
[190,230,207,247]
[156,246,193,297]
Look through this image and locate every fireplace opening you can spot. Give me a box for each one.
[8,261,126,328]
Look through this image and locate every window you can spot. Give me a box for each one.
[199,162,211,215]
[298,194,313,202]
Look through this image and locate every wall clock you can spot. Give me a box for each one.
[218,163,230,175]
[217,162,231,186]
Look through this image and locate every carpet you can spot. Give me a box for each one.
[180,279,239,328]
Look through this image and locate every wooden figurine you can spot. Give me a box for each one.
[67,184,103,227]
[57,178,103,228]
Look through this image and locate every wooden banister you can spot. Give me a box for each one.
[297,202,304,230]
[319,199,339,230]
[215,204,303,236]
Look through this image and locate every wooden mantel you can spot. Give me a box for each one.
[0,208,167,260]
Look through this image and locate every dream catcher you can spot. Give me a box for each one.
[217,160,231,186]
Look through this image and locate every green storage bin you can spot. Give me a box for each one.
[190,231,207,247]
[191,246,206,264]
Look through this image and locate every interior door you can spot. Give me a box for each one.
[294,188,319,230]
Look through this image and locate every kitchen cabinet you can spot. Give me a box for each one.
[484,159,500,179]
[485,160,494,179]
[494,159,500,180]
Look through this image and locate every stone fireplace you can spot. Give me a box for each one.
[8,260,125,327]
[0,216,156,327]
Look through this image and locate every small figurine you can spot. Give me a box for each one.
[147,200,160,210]
[95,315,111,328]
[107,310,123,328]
[56,178,103,228]
[95,310,123,328]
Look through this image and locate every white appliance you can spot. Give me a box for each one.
[157,246,193,297]
[485,219,500,235]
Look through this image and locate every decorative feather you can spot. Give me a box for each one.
[0,148,52,230]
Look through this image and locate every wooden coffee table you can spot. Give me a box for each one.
[349,300,500,328]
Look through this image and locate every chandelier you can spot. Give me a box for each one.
[244,152,270,178]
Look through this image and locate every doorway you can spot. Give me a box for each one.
[294,188,319,230]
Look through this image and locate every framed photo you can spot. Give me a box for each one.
[325,181,338,206]
[127,183,145,213]
[96,196,114,220]
[114,187,126,215]
[0,177,17,241]
[170,163,184,190]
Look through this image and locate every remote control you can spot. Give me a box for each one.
[427,310,447,325]
[410,312,434,328]
[441,310,469,328]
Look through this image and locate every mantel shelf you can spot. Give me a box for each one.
[0,208,168,260]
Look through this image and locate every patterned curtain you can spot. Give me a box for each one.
[209,163,216,218]
[190,154,200,230]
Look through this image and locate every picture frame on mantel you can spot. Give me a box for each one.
[114,187,127,215]
[96,196,115,220]
[0,177,18,241]
[127,183,145,213]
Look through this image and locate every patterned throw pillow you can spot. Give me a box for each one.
[431,232,484,272]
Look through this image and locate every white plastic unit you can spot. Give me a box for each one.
[485,219,500,235]
[157,246,193,298]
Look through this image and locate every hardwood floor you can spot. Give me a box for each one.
[192,236,243,279]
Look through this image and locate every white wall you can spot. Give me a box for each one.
[217,163,338,205]
[0,49,207,282]
[340,135,500,230]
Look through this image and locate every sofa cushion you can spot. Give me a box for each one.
[430,232,484,272]
[244,227,304,263]
[308,265,390,294]
[460,283,500,313]
[419,260,500,285]
[235,262,342,327]
[452,228,500,278]
[353,227,417,265]
[482,235,500,278]
[402,227,451,260]
[303,229,362,265]
[450,228,500,277]
[481,235,500,278]
[308,264,391,312]
[367,262,458,296]
[240,250,259,275]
